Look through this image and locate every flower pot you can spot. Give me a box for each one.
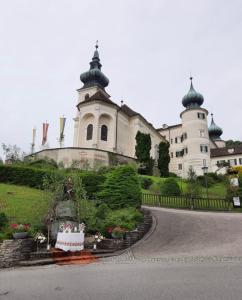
[13,232,28,239]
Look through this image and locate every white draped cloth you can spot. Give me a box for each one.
[55,232,84,252]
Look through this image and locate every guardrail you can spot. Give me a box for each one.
[142,193,230,211]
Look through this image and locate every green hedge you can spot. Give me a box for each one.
[0,165,54,188]
[0,165,105,199]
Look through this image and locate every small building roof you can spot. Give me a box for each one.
[211,145,242,158]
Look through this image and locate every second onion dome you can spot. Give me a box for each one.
[208,114,223,140]
[182,77,204,109]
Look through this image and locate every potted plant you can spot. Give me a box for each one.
[10,223,31,239]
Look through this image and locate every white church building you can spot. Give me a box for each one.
[32,45,242,177]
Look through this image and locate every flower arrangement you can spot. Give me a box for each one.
[93,232,104,250]
[79,223,86,232]
[34,232,46,252]
[10,223,31,233]
[59,223,74,233]
[34,232,46,244]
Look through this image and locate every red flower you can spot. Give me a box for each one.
[11,224,18,229]
[107,227,113,233]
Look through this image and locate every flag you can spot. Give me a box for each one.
[60,117,66,141]
[42,122,49,145]
[32,128,36,145]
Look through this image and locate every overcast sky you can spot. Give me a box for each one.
[0,0,242,158]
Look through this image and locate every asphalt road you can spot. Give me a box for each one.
[1,207,242,300]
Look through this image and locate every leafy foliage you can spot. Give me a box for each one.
[0,165,56,189]
[139,176,153,189]
[97,165,142,209]
[186,166,201,197]
[225,140,242,147]
[104,208,143,231]
[1,143,25,163]
[158,142,170,177]
[135,131,153,175]
[0,212,8,229]
[0,165,105,199]
[161,178,181,196]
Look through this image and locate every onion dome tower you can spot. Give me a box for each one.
[208,114,223,140]
[180,77,211,177]
[80,42,109,90]
[182,77,204,109]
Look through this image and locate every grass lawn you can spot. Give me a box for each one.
[0,183,51,227]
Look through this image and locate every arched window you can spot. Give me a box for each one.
[86,124,93,140]
[101,125,108,141]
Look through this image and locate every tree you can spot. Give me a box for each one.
[186,166,201,198]
[226,140,242,147]
[97,165,142,209]
[158,142,170,177]
[135,131,152,175]
[2,143,25,163]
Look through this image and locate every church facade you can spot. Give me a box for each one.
[33,45,242,177]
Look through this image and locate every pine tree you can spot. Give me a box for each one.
[158,142,170,177]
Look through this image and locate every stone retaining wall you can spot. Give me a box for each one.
[0,238,35,268]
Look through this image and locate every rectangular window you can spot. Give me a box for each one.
[239,158,242,165]
[171,138,173,144]
[170,152,173,158]
[217,160,226,167]
[184,147,188,154]
[176,150,184,157]
[200,145,208,153]
[178,164,182,170]
[200,130,205,137]
[198,112,205,119]
[228,159,237,166]
[175,137,182,144]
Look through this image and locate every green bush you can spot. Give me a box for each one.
[168,172,178,178]
[78,173,105,199]
[0,165,105,199]
[0,212,8,229]
[139,176,153,189]
[161,178,181,196]
[104,208,143,231]
[97,165,142,209]
[0,165,56,189]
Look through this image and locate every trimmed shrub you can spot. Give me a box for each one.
[0,165,56,189]
[161,178,181,196]
[97,165,142,209]
[0,166,105,200]
[139,176,153,189]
